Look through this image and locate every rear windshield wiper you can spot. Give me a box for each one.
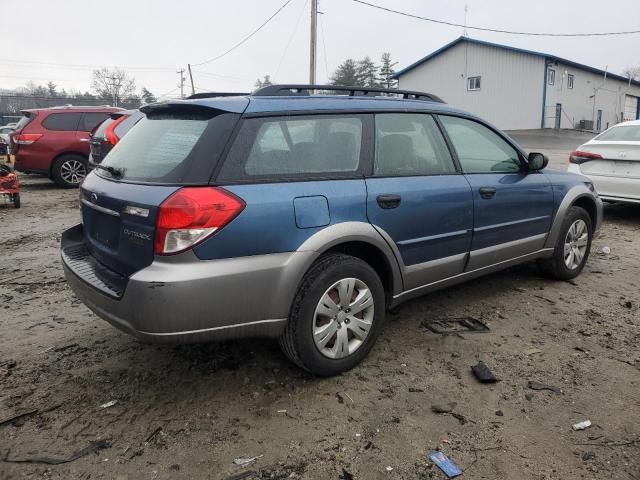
[92,163,123,179]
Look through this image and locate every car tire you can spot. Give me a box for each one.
[540,206,592,280]
[280,253,386,376]
[13,193,20,208]
[52,154,87,188]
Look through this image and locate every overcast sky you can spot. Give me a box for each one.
[2,0,639,98]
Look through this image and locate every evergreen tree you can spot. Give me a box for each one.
[330,59,360,86]
[254,75,273,89]
[140,87,157,104]
[378,53,398,89]
[47,82,58,97]
[356,56,379,87]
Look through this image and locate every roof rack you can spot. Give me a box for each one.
[252,84,444,103]
[187,92,250,99]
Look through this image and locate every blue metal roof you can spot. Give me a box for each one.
[392,36,640,87]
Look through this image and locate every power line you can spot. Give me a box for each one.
[318,12,330,81]
[351,0,640,37]
[191,0,296,67]
[0,58,177,72]
[275,0,309,79]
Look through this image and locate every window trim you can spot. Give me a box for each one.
[214,113,374,185]
[567,73,574,89]
[467,76,481,91]
[368,112,461,179]
[547,68,556,86]
[436,113,526,175]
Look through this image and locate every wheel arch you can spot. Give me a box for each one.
[544,184,602,249]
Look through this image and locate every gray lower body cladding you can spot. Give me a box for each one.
[62,230,317,343]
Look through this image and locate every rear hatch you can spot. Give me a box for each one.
[89,114,122,164]
[79,101,246,277]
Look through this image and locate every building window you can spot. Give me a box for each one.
[467,76,481,91]
[567,74,574,89]
[547,68,555,86]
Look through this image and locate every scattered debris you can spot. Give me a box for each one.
[430,451,463,478]
[339,468,354,480]
[145,426,163,443]
[525,393,535,401]
[233,455,263,468]
[0,404,61,428]
[602,246,611,254]
[344,392,354,403]
[408,387,424,393]
[527,381,561,394]
[0,359,16,377]
[524,348,542,356]
[385,466,393,472]
[471,361,498,383]
[431,403,456,414]
[422,317,489,335]
[335,393,344,404]
[223,472,256,480]
[573,420,592,431]
[2,439,111,465]
[53,343,78,353]
[99,400,118,409]
[276,409,287,414]
[450,413,468,425]
[581,451,596,461]
[495,410,504,417]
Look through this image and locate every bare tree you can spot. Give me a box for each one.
[622,66,640,81]
[91,68,137,107]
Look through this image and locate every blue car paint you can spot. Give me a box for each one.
[364,175,473,266]
[193,180,367,260]
[464,171,554,250]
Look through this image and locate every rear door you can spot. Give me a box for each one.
[438,115,553,270]
[365,113,473,290]
[80,107,241,276]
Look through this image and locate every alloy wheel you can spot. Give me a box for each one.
[60,159,86,185]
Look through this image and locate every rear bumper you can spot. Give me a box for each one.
[569,164,640,204]
[61,224,316,343]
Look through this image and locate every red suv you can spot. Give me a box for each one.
[11,106,122,187]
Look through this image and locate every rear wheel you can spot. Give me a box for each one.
[280,253,385,376]
[52,154,87,188]
[540,206,592,280]
[13,193,20,208]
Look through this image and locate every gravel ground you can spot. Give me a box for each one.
[1,138,639,479]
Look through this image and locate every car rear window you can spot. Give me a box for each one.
[80,112,111,132]
[596,125,640,141]
[218,115,366,181]
[92,117,116,138]
[97,110,238,184]
[42,112,82,131]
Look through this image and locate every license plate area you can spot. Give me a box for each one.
[89,211,120,250]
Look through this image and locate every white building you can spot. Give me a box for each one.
[393,37,640,131]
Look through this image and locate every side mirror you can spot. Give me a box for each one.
[527,152,548,172]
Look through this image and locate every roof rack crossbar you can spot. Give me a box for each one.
[252,84,444,103]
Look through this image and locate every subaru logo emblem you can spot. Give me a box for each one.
[90,193,98,203]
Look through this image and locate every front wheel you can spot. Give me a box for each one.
[540,206,592,280]
[280,254,385,376]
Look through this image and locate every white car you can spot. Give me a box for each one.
[568,120,640,204]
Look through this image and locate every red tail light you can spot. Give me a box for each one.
[570,150,603,164]
[104,115,128,145]
[14,133,43,145]
[154,187,245,255]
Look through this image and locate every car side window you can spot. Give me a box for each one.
[439,115,521,174]
[374,113,455,176]
[219,115,364,180]
[80,112,111,132]
[42,113,82,131]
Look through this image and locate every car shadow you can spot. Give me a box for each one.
[602,202,640,226]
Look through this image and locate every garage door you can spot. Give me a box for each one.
[624,95,640,121]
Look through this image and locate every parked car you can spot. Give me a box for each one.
[61,84,602,376]
[568,120,640,204]
[88,110,144,168]
[0,125,14,152]
[0,136,8,156]
[10,106,122,187]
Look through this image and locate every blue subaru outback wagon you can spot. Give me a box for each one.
[61,84,602,376]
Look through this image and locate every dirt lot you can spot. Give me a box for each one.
[1,133,639,479]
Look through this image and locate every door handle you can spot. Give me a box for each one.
[377,194,401,209]
[479,187,497,199]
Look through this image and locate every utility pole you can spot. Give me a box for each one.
[106,76,121,107]
[177,69,186,98]
[309,0,318,84]
[187,64,196,96]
